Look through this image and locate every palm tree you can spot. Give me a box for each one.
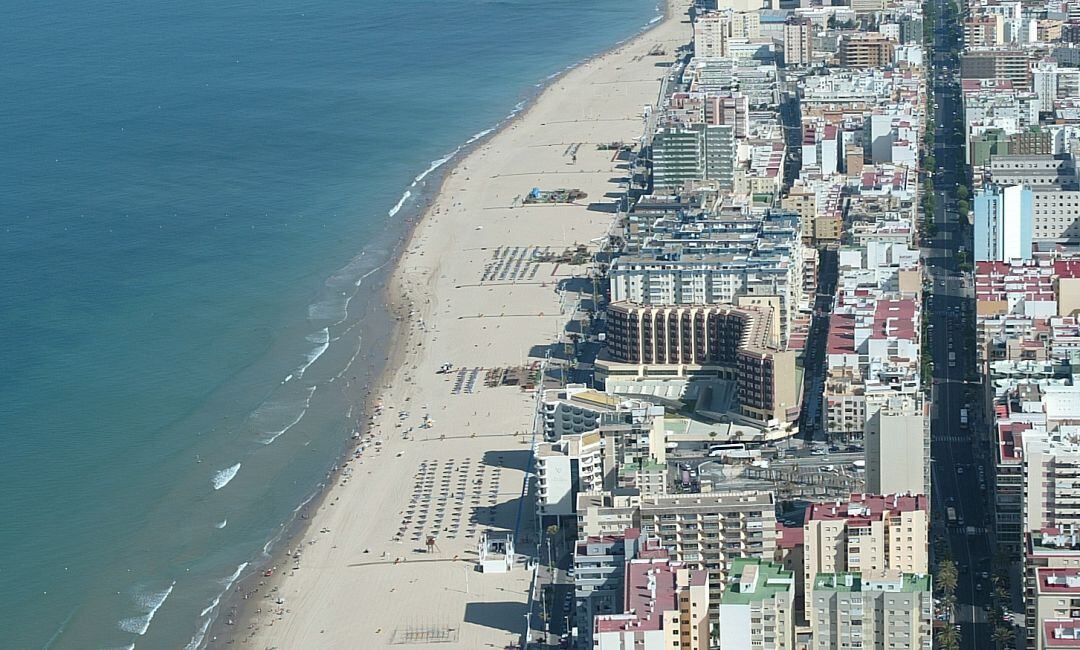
[936,559,958,596]
[991,624,1015,649]
[546,524,559,573]
[935,624,961,650]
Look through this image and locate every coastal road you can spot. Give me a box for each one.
[925,0,995,646]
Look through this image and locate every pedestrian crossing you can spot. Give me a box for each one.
[935,435,974,443]
[945,524,988,535]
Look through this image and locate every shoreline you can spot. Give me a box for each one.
[206,1,689,647]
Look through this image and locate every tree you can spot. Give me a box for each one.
[956,185,969,201]
[957,199,970,216]
[936,558,958,595]
[936,623,961,650]
[545,524,560,572]
[991,624,1015,649]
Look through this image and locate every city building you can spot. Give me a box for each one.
[865,408,931,497]
[719,558,797,649]
[803,494,930,622]
[593,554,710,650]
[783,17,813,67]
[574,528,662,649]
[973,184,1034,262]
[535,430,604,516]
[1026,528,1080,649]
[961,49,1032,91]
[599,302,800,425]
[639,491,778,618]
[838,34,895,69]
[809,571,933,650]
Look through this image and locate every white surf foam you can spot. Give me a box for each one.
[333,337,364,380]
[354,261,387,287]
[413,151,458,185]
[388,190,412,217]
[256,385,317,445]
[222,562,248,589]
[465,128,494,144]
[295,328,329,378]
[211,463,241,490]
[118,582,175,635]
[215,519,227,529]
[647,14,662,24]
[183,617,212,650]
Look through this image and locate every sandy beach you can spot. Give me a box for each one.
[217,2,692,647]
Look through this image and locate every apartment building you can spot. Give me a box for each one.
[535,430,604,516]
[574,528,662,649]
[1026,529,1080,649]
[593,555,710,650]
[988,154,1078,189]
[865,407,930,498]
[638,491,778,618]
[1023,426,1080,534]
[838,34,894,69]
[652,124,736,189]
[578,492,642,538]
[719,558,797,649]
[803,493,929,622]
[961,49,1032,91]
[783,16,813,67]
[809,571,933,650]
[694,11,731,59]
[600,302,800,425]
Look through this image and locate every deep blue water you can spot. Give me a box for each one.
[0,0,660,647]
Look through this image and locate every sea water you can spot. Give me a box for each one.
[0,0,662,647]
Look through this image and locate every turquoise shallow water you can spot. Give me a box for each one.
[0,0,660,647]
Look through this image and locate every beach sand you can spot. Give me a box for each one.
[222,2,691,647]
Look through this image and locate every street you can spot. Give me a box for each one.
[925,0,998,645]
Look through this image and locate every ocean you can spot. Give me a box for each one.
[0,0,662,647]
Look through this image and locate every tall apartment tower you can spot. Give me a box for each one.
[639,491,778,619]
[865,407,931,497]
[810,571,933,650]
[783,17,813,67]
[803,494,929,622]
[694,11,731,59]
[719,558,797,649]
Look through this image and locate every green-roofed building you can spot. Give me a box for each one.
[718,558,796,649]
[810,570,933,650]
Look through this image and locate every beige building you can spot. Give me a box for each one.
[783,17,813,68]
[639,491,778,619]
[694,12,731,59]
[810,571,933,650]
[1023,427,1080,534]
[865,407,931,497]
[963,15,1005,48]
[781,184,816,243]
[719,558,797,649]
[594,555,710,650]
[577,492,641,538]
[838,34,894,68]
[803,494,929,621]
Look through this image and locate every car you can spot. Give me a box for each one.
[957,467,964,474]
[567,567,575,577]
